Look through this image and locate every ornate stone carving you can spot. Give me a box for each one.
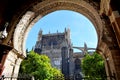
[13,11,35,56]
[101,16,119,50]
[100,0,110,15]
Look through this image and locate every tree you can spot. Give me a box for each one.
[81,52,106,79]
[19,51,64,80]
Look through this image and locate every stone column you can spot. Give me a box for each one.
[109,10,120,48]
[110,50,120,80]
[97,41,120,80]
[0,44,12,76]
[11,58,23,78]
[69,48,74,79]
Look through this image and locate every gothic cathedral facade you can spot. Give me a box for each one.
[34,28,75,78]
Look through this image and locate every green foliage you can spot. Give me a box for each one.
[19,51,64,80]
[81,52,106,80]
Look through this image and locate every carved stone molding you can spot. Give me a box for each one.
[13,11,35,56]
[101,16,119,50]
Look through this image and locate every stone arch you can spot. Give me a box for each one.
[96,41,118,80]
[13,0,103,56]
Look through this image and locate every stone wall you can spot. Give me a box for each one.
[2,50,23,79]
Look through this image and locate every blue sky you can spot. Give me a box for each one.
[26,10,98,52]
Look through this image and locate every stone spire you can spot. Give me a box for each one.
[38,29,42,41]
[84,42,88,54]
[64,27,71,44]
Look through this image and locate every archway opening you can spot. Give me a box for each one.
[13,0,103,57]
[23,10,103,79]
[26,10,98,53]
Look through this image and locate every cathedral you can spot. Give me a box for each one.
[34,28,82,79]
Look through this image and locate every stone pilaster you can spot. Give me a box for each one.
[2,49,25,79]
[109,11,120,48]
[0,44,12,76]
[97,41,120,80]
[110,50,120,80]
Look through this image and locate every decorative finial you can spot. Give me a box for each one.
[57,30,58,33]
[65,27,67,32]
[49,30,50,34]
[39,28,42,35]
[38,28,42,41]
